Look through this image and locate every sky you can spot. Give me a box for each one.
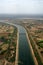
[0,0,43,15]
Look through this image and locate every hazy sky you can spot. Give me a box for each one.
[0,0,43,15]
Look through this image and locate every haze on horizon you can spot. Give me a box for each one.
[0,0,43,15]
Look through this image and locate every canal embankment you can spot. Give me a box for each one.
[25,30,38,65]
[15,29,19,65]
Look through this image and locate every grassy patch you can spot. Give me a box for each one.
[38,43,43,48]
[38,40,43,43]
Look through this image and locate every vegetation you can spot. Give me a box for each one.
[38,40,43,43]
[0,25,17,63]
[37,40,43,48]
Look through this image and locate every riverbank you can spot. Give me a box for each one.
[15,29,19,65]
[25,30,38,65]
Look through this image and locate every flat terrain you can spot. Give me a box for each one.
[0,19,43,65]
[0,23,17,65]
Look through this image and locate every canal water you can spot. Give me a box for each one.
[16,25,34,65]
